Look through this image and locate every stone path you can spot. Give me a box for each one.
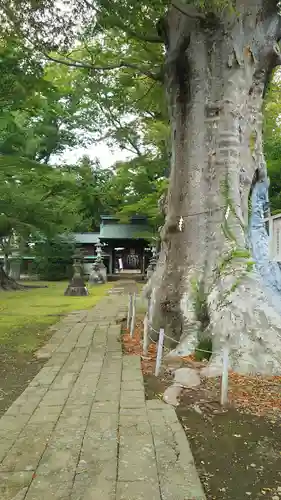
[0,291,206,500]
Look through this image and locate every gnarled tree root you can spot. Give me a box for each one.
[167,273,281,375]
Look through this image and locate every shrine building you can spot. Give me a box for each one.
[73,215,153,277]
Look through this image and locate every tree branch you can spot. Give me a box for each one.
[171,0,206,20]
[115,23,163,44]
[43,52,93,69]
[82,0,163,44]
[104,107,143,157]
[44,53,163,82]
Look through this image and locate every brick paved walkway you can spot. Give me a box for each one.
[0,291,205,500]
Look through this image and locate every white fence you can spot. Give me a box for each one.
[126,292,229,406]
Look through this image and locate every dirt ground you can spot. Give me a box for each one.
[144,373,281,500]
[0,349,45,417]
[122,319,281,500]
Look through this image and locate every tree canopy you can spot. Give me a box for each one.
[1,1,281,249]
[1,1,281,237]
[0,35,82,267]
[0,4,170,254]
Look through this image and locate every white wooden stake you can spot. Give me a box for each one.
[127,293,132,330]
[269,215,274,260]
[130,293,136,337]
[147,297,151,322]
[155,328,165,377]
[220,345,229,406]
[143,313,149,355]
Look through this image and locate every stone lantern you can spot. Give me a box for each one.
[146,245,158,280]
[88,239,107,285]
[64,249,88,296]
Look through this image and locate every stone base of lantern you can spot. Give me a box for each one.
[64,276,88,296]
[88,262,107,285]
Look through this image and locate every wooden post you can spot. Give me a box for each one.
[130,292,136,337]
[220,345,229,406]
[127,293,132,330]
[140,246,145,274]
[155,328,165,377]
[109,247,113,275]
[147,297,151,322]
[112,247,115,274]
[143,313,149,355]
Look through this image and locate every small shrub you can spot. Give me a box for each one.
[195,337,212,361]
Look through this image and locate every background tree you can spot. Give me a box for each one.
[65,156,116,231]
[264,73,281,213]
[0,157,81,287]
[32,235,75,281]
[0,37,88,161]
[0,35,84,288]
[111,156,168,233]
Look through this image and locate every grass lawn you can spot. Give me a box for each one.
[0,281,112,354]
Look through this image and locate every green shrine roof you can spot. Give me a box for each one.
[99,214,152,240]
[99,223,151,240]
[72,233,100,244]
[72,225,151,242]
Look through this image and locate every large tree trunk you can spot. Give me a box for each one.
[148,2,281,374]
[0,265,47,291]
[0,264,24,290]
[3,253,10,275]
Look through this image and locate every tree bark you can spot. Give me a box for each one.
[3,253,10,275]
[0,264,48,291]
[148,2,281,375]
[0,264,24,290]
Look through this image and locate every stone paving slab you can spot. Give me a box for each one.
[146,400,206,500]
[0,471,33,500]
[0,289,206,500]
[116,481,161,500]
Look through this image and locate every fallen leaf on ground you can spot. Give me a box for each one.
[121,318,281,420]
